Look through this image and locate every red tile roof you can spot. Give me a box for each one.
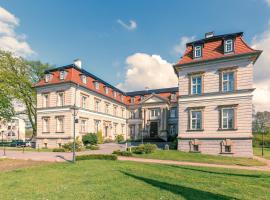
[177,32,261,66]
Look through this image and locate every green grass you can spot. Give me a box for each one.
[0,160,269,200]
[132,150,264,166]
[253,147,270,160]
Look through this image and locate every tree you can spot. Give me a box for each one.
[0,51,50,137]
[0,89,14,121]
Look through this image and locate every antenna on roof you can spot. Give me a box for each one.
[205,31,215,38]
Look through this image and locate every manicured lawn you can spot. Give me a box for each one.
[0,160,269,200]
[0,159,49,172]
[132,150,264,166]
[253,147,270,160]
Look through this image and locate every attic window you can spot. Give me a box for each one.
[171,93,177,101]
[121,95,124,102]
[140,96,144,101]
[45,74,51,83]
[94,81,99,90]
[194,46,202,58]
[113,91,117,99]
[105,86,109,94]
[59,71,65,80]
[224,39,234,53]
[130,97,135,104]
[81,75,87,84]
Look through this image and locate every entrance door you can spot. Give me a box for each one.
[150,122,158,138]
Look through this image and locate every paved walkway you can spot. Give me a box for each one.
[118,156,270,172]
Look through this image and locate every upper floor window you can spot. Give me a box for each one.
[190,110,202,130]
[81,75,87,84]
[130,97,135,104]
[43,93,49,108]
[57,92,64,107]
[130,111,135,119]
[113,91,117,99]
[80,118,87,133]
[81,95,87,109]
[94,81,99,90]
[105,86,109,94]
[105,103,109,114]
[121,108,125,118]
[95,100,100,112]
[191,76,202,95]
[150,109,160,117]
[169,125,177,135]
[221,108,235,129]
[45,74,51,83]
[56,116,64,132]
[170,108,177,118]
[42,117,50,133]
[222,71,235,92]
[194,45,202,58]
[113,106,117,116]
[224,39,234,53]
[59,71,65,80]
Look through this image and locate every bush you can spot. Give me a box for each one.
[97,131,104,144]
[112,150,133,157]
[62,137,83,152]
[82,133,98,146]
[104,138,115,143]
[85,145,100,150]
[76,154,117,161]
[52,148,65,152]
[115,134,125,143]
[131,144,157,154]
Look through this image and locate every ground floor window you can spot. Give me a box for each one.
[193,144,199,152]
[225,145,231,153]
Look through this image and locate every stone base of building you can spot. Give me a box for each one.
[36,138,72,149]
[178,138,253,158]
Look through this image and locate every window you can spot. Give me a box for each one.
[45,74,51,83]
[194,46,202,58]
[169,125,176,135]
[140,96,144,101]
[94,119,100,133]
[59,71,65,80]
[121,124,125,134]
[113,91,117,99]
[105,103,109,114]
[190,110,202,130]
[121,95,124,102]
[222,71,234,92]
[43,93,49,108]
[170,108,177,118]
[81,75,87,84]
[80,119,87,133]
[171,93,177,101]
[130,97,135,104]
[224,39,233,53]
[150,109,160,117]
[130,111,135,119]
[57,92,64,107]
[81,95,87,109]
[105,87,109,94]
[56,116,64,132]
[225,145,231,153]
[95,100,100,112]
[121,108,125,118]
[94,82,99,90]
[113,106,117,116]
[42,117,50,133]
[193,145,199,152]
[222,108,234,129]
[191,76,202,95]
[113,123,118,134]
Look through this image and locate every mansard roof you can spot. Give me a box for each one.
[176,32,262,66]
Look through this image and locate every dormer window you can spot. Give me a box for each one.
[121,95,124,102]
[45,74,51,83]
[81,75,87,84]
[140,96,144,101]
[105,86,109,94]
[194,45,202,58]
[113,91,117,99]
[59,71,65,80]
[224,39,234,53]
[130,97,135,104]
[94,81,99,90]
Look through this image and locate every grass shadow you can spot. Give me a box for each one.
[168,165,268,178]
[56,155,73,163]
[120,170,238,200]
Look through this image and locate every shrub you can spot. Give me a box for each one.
[115,134,125,143]
[97,131,104,144]
[82,133,98,146]
[62,137,83,152]
[85,145,100,150]
[52,148,65,152]
[131,144,157,154]
[112,150,133,157]
[104,138,115,143]
[131,145,145,154]
[76,154,117,161]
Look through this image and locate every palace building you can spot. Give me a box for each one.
[35,32,262,157]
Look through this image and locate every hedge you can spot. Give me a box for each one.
[76,154,117,161]
[112,150,133,157]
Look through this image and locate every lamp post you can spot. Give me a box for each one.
[262,128,265,157]
[72,84,79,163]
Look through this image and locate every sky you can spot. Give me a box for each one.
[0,0,270,111]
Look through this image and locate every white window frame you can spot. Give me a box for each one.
[191,75,202,95]
[130,97,135,104]
[222,71,234,92]
[224,39,233,53]
[95,100,100,112]
[94,82,99,90]
[43,93,49,108]
[190,110,202,130]
[80,119,87,133]
[59,71,65,80]
[113,91,117,99]
[113,123,118,134]
[113,106,117,116]
[194,45,202,58]
[105,103,109,114]
[56,116,64,133]
[150,109,160,117]
[42,117,50,133]
[45,74,51,83]
[221,108,234,129]
[81,95,87,109]
[105,87,109,94]
[81,75,87,84]
[57,92,64,107]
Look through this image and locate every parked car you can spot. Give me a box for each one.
[10,140,26,147]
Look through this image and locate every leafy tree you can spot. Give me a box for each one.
[0,51,50,137]
[0,89,14,121]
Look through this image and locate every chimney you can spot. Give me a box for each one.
[205,31,214,39]
[74,59,82,68]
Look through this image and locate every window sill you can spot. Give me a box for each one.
[217,128,238,131]
[186,129,204,132]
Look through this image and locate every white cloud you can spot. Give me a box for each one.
[0,6,34,57]
[266,0,270,6]
[117,53,178,91]
[117,19,137,31]
[252,22,270,111]
[173,36,195,56]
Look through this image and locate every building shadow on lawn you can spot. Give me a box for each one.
[120,171,238,200]
[56,155,73,163]
[168,165,268,179]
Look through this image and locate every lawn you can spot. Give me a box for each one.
[0,159,49,172]
[0,159,269,200]
[253,147,270,160]
[132,150,264,166]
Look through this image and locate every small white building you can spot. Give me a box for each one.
[0,117,26,141]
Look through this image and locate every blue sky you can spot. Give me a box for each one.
[1,0,270,110]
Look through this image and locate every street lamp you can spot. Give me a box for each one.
[262,128,265,157]
[2,131,6,156]
[72,84,79,163]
